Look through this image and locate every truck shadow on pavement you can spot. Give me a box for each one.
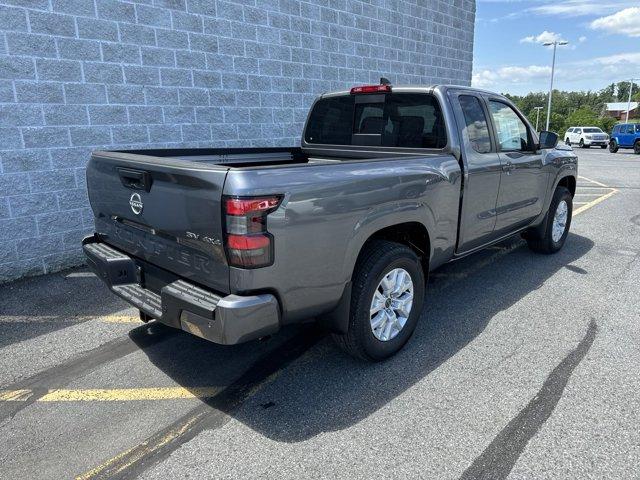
[0,268,131,348]
[134,232,594,444]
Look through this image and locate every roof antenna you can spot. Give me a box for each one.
[380,77,391,85]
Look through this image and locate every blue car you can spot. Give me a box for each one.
[609,123,640,154]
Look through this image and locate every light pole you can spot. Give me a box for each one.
[543,40,568,131]
[626,78,635,123]
[534,106,544,131]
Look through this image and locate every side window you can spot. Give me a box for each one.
[636,125,640,133]
[575,128,581,134]
[488,101,530,151]
[612,125,619,134]
[382,93,447,148]
[567,128,574,133]
[626,124,635,134]
[458,95,491,153]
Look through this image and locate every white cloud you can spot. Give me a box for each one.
[473,51,640,94]
[589,51,640,66]
[472,65,552,88]
[590,8,640,37]
[529,1,631,17]
[579,36,587,42]
[520,31,567,44]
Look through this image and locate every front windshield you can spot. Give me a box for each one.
[583,128,603,133]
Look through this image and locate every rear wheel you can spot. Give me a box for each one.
[609,140,618,153]
[332,240,425,361]
[634,141,640,155]
[526,186,572,254]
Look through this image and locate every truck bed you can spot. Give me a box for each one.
[102,146,431,169]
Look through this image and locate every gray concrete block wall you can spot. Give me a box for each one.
[0,0,475,283]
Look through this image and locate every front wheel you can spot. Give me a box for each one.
[332,240,425,361]
[579,139,585,148]
[525,186,572,254]
[565,138,571,146]
[609,140,618,153]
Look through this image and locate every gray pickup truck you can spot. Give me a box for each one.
[83,83,577,361]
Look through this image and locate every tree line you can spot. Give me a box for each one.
[504,81,640,134]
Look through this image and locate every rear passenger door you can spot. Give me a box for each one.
[450,91,503,253]
[572,128,581,144]
[487,99,547,233]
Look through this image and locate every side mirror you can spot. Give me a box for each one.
[538,131,558,149]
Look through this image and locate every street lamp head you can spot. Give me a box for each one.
[543,42,553,46]
[558,41,569,45]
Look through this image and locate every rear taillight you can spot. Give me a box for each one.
[223,195,282,268]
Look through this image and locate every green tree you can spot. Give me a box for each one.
[504,81,640,133]
[598,116,617,133]
[564,107,598,132]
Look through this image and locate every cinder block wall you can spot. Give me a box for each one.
[0,0,475,283]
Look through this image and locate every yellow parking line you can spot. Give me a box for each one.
[76,414,203,480]
[577,175,609,187]
[100,315,140,324]
[0,389,33,401]
[572,175,618,216]
[0,315,140,324]
[574,188,618,216]
[0,387,220,402]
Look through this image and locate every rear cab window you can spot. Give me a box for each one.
[304,92,447,149]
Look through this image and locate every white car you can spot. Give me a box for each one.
[564,126,609,148]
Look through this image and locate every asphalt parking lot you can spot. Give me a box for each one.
[1,148,639,480]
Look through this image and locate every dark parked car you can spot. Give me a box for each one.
[609,123,640,154]
[83,83,577,361]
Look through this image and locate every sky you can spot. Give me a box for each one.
[472,1,640,95]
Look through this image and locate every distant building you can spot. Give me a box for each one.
[605,102,639,120]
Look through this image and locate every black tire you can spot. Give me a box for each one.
[332,240,425,361]
[634,141,640,155]
[609,140,618,153]
[600,144,607,149]
[526,186,572,254]
[579,139,585,148]
[565,138,571,146]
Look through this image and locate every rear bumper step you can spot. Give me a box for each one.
[82,235,280,345]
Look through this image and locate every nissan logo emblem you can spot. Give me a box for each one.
[129,193,143,215]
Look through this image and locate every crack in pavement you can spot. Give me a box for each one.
[459,319,598,480]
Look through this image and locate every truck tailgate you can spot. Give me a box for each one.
[86,152,230,294]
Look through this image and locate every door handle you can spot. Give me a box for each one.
[117,168,152,192]
[501,161,515,174]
